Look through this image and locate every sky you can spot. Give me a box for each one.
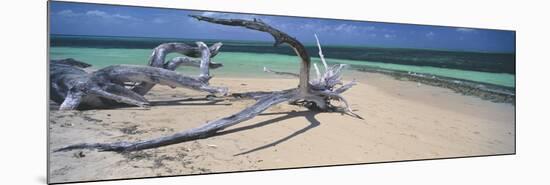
[50,2,515,53]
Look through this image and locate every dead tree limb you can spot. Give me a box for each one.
[165,57,222,71]
[50,42,226,110]
[263,67,299,77]
[189,15,312,97]
[55,90,295,152]
[131,42,223,95]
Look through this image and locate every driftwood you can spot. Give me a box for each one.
[50,42,227,110]
[131,42,224,95]
[54,15,360,152]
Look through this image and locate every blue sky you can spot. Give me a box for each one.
[50,2,515,53]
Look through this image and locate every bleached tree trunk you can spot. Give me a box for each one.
[50,42,226,110]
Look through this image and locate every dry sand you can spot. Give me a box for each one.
[48,71,515,183]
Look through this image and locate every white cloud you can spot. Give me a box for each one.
[58,9,137,21]
[199,11,258,20]
[335,24,375,32]
[364,26,376,31]
[57,10,80,17]
[84,10,140,21]
[330,23,377,35]
[335,24,358,33]
[384,34,396,39]
[86,10,109,18]
[200,12,219,17]
[299,23,331,33]
[152,18,167,24]
[426,31,435,38]
[456,28,475,32]
[113,14,132,20]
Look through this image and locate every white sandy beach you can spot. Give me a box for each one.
[48,71,515,183]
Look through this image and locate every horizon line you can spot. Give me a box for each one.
[49,33,516,54]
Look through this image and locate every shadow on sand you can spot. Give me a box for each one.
[213,110,323,156]
[149,97,231,106]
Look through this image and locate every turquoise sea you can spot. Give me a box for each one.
[49,35,516,88]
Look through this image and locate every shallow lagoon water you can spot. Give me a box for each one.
[50,47,515,87]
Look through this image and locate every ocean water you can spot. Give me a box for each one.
[51,35,516,74]
[49,47,515,87]
[322,57,515,87]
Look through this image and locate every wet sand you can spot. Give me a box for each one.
[48,71,515,183]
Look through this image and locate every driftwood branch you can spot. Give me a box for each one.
[190,15,312,97]
[263,67,299,77]
[54,16,360,152]
[92,64,227,94]
[51,58,92,68]
[50,42,226,110]
[164,57,222,71]
[55,90,296,152]
[131,42,223,95]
